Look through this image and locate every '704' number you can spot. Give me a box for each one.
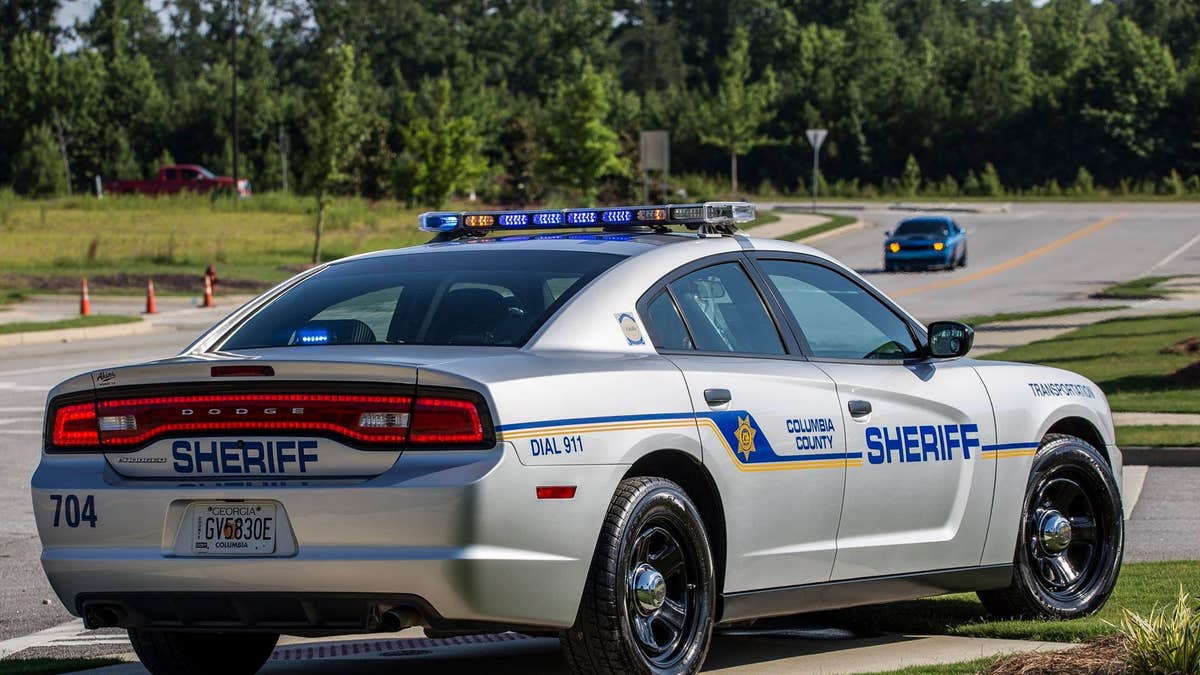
[49,494,98,528]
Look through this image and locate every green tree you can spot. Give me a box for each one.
[541,59,624,204]
[694,27,779,195]
[15,124,66,196]
[900,154,922,196]
[393,74,488,208]
[306,43,367,263]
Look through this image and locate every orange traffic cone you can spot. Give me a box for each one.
[80,278,91,316]
[201,273,215,308]
[144,279,157,314]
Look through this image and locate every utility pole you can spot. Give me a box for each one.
[231,0,239,193]
[805,129,827,214]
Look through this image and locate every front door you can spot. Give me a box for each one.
[640,259,848,593]
[753,256,997,580]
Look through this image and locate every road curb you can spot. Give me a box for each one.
[1122,446,1200,467]
[0,320,158,348]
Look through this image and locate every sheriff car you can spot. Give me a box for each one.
[33,203,1123,675]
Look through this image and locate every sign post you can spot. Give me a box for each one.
[805,129,827,214]
[640,130,669,203]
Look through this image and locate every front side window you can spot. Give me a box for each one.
[221,250,623,349]
[760,260,920,360]
[645,291,693,351]
[666,263,784,355]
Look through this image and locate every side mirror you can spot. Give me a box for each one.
[928,321,974,358]
[883,230,891,237]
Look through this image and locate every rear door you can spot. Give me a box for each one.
[639,256,849,593]
[752,255,997,579]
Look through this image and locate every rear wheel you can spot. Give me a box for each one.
[561,477,715,674]
[128,629,278,675]
[958,245,968,267]
[978,434,1123,619]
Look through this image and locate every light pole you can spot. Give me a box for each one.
[805,128,827,214]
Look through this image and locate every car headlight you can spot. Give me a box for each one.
[888,242,900,253]
[933,242,945,251]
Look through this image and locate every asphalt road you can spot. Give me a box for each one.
[1,201,1197,664]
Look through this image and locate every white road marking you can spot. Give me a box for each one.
[1123,465,1149,521]
[0,417,42,425]
[0,429,41,434]
[1145,230,1200,273]
[0,383,50,393]
[0,406,43,412]
[0,619,128,658]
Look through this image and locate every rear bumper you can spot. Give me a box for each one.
[33,445,624,631]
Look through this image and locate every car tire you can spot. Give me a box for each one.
[561,476,715,675]
[128,629,278,675]
[978,434,1123,620]
[958,245,968,268]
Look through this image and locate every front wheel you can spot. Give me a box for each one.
[561,477,715,674]
[129,629,278,675]
[978,434,1123,619]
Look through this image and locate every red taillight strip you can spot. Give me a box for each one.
[52,402,100,447]
[96,393,413,446]
[408,397,484,444]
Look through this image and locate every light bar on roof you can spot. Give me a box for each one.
[418,202,755,234]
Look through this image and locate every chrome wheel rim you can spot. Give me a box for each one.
[1027,471,1103,599]
[625,522,698,667]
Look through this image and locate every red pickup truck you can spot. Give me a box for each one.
[105,164,251,197]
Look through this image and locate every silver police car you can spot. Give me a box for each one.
[33,203,1123,674]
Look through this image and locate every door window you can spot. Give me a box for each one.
[760,260,920,360]
[666,263,784,355]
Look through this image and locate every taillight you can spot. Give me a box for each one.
[408,397,484,445]
[52,402,100,447]
[45,388,490,452]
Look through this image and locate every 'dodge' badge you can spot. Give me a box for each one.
[735,415,756,461]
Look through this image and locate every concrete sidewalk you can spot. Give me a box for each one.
[63,628,1076,675]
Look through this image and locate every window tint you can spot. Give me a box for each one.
[645,292,693,350]
[894,219,950,237]
[760,260,920,360]
[667,263,784,355]
[221,250,622,349]
[164,169,178,180]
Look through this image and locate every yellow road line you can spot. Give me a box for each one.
[891,215,1123,298]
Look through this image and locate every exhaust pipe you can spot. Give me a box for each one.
[85,605,122,628]
[379,607,421,632]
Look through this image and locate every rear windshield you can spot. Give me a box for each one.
[894,220,949,237]
[220,250,623,349]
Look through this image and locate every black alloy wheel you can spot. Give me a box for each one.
[562,477,715,674]
[979,434,1123,619]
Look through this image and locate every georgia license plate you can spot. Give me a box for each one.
[189,502,277,556]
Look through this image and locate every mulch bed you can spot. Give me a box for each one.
[987,635,1129,675]
[1162,337,1200,356]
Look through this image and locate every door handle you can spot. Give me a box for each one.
[704,388,732,407]
[848,400,872,417]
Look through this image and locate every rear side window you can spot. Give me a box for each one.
[645,291,693,350]
[666,263,784,355]
[221,250,623,349]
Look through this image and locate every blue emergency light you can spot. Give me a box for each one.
[418,202,756,235]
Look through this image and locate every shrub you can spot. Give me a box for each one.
[1162,170,1186,196]
[979,162,1005,196]
[1072,167,1095,195]
[1119,586,1200,675]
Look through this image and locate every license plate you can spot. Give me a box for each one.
[188,502,277,556]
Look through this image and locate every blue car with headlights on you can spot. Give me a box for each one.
[884,216,967,272]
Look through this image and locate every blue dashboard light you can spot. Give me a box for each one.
[601,209,633,224]
[295,327,330,345]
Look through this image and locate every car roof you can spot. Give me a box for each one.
[898,215,955,224]
[332,231,838,267]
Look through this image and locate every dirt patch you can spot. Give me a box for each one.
[987,635,1128,674]
[0,273,268,294]
[1162,336,1200,355]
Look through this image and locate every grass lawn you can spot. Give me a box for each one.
[0,659,122,675]
[956,305,1124,328]
[1093,276,1177,300]
[1117,425,1200,447]
[863,657,1001,675]
[780,213,859,241]
[980,312,1200,414]
[0,193,427,295]
[0,315,141,335]
[816,560,1198,643]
